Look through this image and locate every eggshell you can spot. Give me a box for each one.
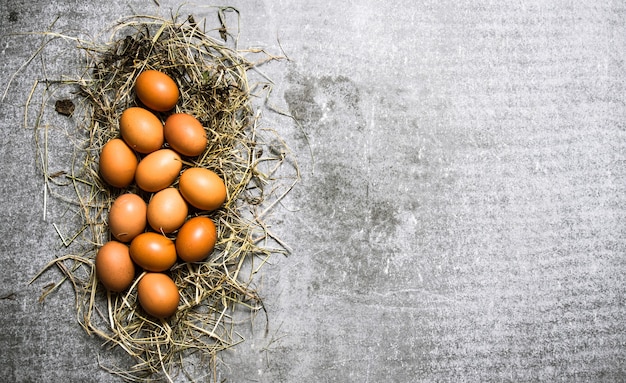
[99,138,138,188]
[108,193,147,242]
[130,232,177,272]
[120,107,164,154]
[135,149,182,193]
[147,188,188,234]
[95,241,135,292]
[175,216,217,262]
[163,113,207,157]
[135,70,179,112]
[178,168,227,211]
[137,272,179,318]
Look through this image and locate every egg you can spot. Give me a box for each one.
[95,241,136,292]
[135,149,182,192]
[130,232,177,272]
[137,272,179,318]
[175,216,217,262]
[163,113,208,157]
[147,188,188,234]
[120,107,164,154]
[108,193,147,242]
[99,138,138,188]
[178,168,227,211]
[135,70,179,112]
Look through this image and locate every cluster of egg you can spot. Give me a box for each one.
[95,70,226,319]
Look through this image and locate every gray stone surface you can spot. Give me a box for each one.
[1,0,626,382]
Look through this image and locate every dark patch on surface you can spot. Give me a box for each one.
[317,74,361,112]
[284,68,410,294]
[284,69,364,138]
[284,73,323,131]
[54,99,75,116]
[306,161,368,219]
[369,200,401,240]
[8,11,18,23]
[302,161,403,292]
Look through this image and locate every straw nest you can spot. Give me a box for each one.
[28,9,297,382]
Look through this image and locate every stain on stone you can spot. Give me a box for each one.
[303,161,404,293]
[368,200,401,240]
[284,68,411,294]
[284,68,364,138]
[306,161,368,220]
[309,280,320,292]
[317,75,361,112]
[284,72,323,130]
[8,11,18,22]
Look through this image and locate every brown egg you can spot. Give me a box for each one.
[99,138,138,188]
[147,188,188,234]
[175,216,217,262]
[130,232,177,272]
[120,107,164,154]
[135,70,179,112]
[137,272,179,318]
[135,149,182,193]
[108,193,147,242]
[163,113,207,157]
[95,241,136,292]
[178,168,227,211]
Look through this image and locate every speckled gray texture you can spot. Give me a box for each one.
[1,1,625,382]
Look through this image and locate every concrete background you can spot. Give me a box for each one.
[1,0,626,382]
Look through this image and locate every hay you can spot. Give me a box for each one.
[28,9,297,382]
